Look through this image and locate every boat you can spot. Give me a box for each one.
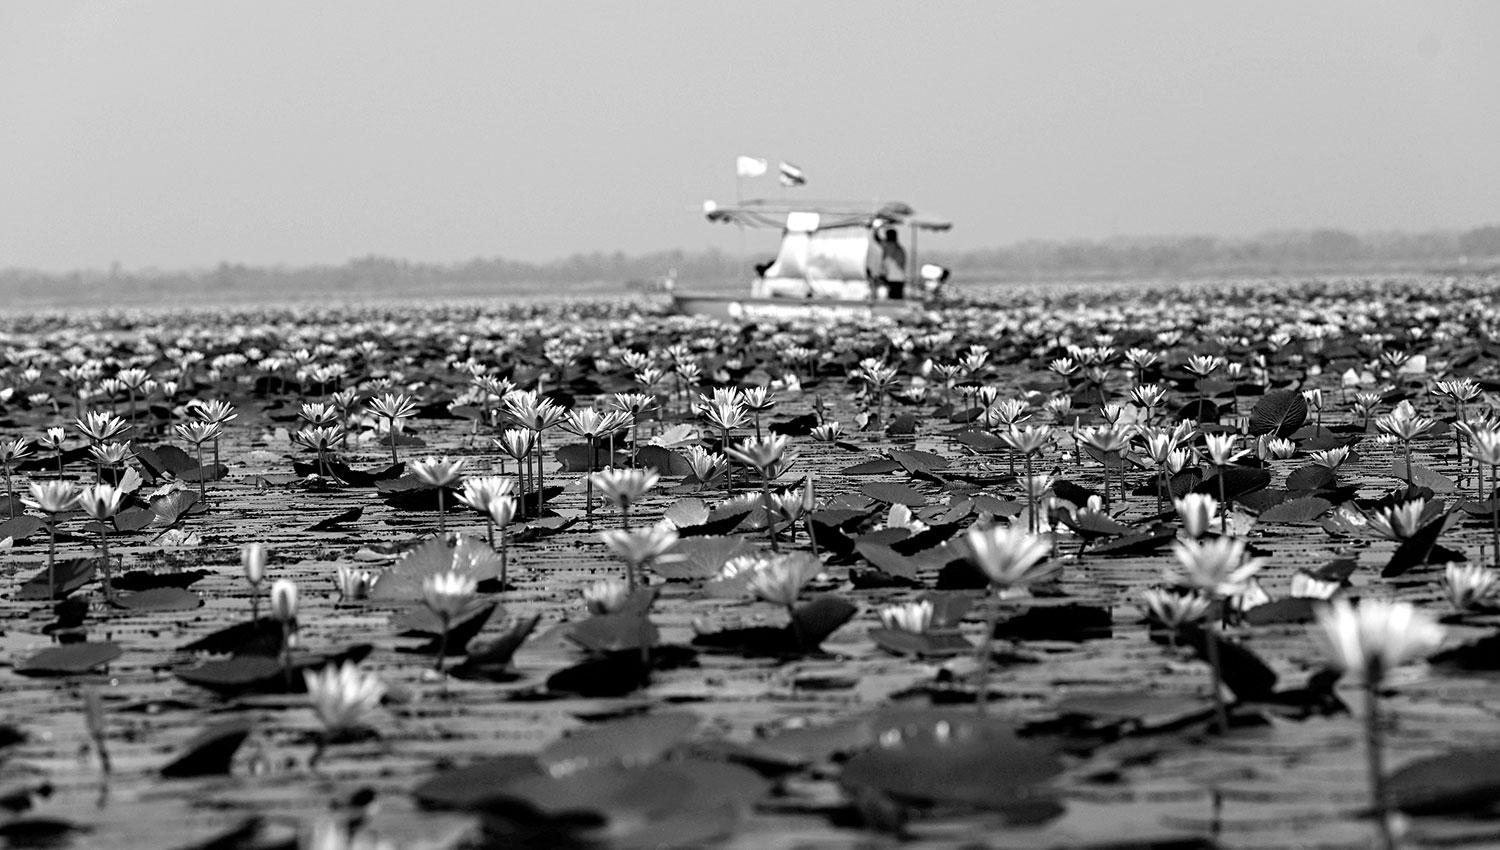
[667,199,952,319]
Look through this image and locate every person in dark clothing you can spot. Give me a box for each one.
[874,226,907,299]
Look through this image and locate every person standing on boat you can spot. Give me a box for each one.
[870,222,908,299]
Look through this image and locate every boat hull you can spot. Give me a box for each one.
[669,293,922,321]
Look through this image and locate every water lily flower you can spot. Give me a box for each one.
[1141,588,1212,637]
[410,456,466,534]
[609,391,657,463]
[1442,563,1499,612]
[1173,493,1219,539]
[25,480,78,515]
[746,553,820,608]
[1263,437,1297,460]
[878,599,935,635]
[410,456,465,489]
[75,482,123,521]
[1289,572,1342,600]
[190,398,238,425]
[600,524,678,585]
[560,408,630,519]
[89,441,133,469]
[304,661,385,739]
[1130,382,1168,409]
[591,467,659,528]
[1365,499,1427,541]
[682,445,728,489]
[75,410,130,444]
[1166,536,1266,598]
[421,569,477,621]
[582,578,632,615]
[1184,354,1225,377]
[422,569,478,672]
[1308,446,1350,470]
[334,565,374,602]
[1314,597,1444,683]
[367,392,417,463]
[881,503,928,535]
[1202,433,1250,467]
[1000,424,1053,457]
[1048,357,1079,377]
[298,401,340,427]
[966,525,1056,592]
[445,469,498,508]
[809,422,843,442]
[726,434,789,474]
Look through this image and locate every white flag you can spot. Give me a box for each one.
[736,156,768,178]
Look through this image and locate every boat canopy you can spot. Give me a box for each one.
[762,227,871,291]
[703,199,952,232]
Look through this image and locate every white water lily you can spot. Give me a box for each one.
[878,600,935,634]
[966,525,1056,591]
[1165,536,1266,599]
[880,503,928,535]
[1312,598,1444,682]
[1141,587,1211,628]
[1442,563,1499,612]
[304,662,385,738]
[1173,493,1219,539]
[1289,572,1342,600]
[582,577,632,615]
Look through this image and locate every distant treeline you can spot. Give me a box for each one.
[951,226,1500,279]
[2,226,1498,308]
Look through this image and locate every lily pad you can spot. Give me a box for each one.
[415,755,541,809]
[567,609,659,653]
[869,628,973,658]
[451,614,540,681]
[860,481,927,508]
[0,515,44,542]
[113,587,203,612]
[841,709,1065,813]
[160,718,254,777]
[1257,496,1333,524]
[657,535,753,581]
[841,458,903,475]
[16,557,98,601]
[537,710,699,777]
[1248,389,1308,438]
[15,641,123,676]
[1390,748,1500,815]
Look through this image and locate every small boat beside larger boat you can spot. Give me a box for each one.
[668,199,952,320]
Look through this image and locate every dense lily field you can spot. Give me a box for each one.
[5,274,1500,849]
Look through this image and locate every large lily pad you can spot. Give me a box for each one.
[840,709,1065,814]
[536,710,698,777]
[16,641,123,676]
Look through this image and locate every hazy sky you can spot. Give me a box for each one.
[2,1,1497,271]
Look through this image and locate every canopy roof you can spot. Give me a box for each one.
[703,199,952,232]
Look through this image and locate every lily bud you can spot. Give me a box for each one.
[241,543,267,587]
[270,578,298,622]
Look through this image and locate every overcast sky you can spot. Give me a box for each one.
[1,1,1497,271]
